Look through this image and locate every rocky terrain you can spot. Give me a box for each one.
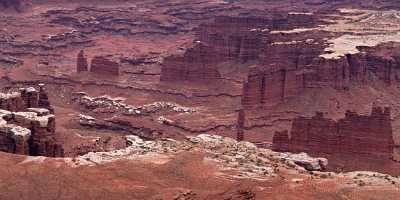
[2,134,400,199]
[0,85,63,157]
[273,106,398,175]
[1,0,400,199]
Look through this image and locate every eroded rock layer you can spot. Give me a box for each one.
[90,56,120,76]
[0,86,63,157]
[272,106,397,174]
[160,13,320,83]
[160,43,221,82]
[242,39,400,108]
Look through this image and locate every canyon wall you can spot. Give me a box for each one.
[160,15,400,108]
[242,38,323,106]
[236,109,245,141]
[160,43,221,82]
[195,14,318,61]
[160,14,319,83]
[272,106,395,160]
[90,56,120,76]
[357,43,400,85]
[0,86,63,157]
[241,36,400,108]
[76,51,120,76]
[195,16,269,62]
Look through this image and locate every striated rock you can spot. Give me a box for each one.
[236,109,245,141]
[196,14,319,62]
[241,39,400,108]
[0,91,24,112]
[37,83,54,113]
[160,43,222,82]
[357,43,400,85]
[242,67,306,107]
[241,36,324,107]
[196,16,269,62]
[0,87,38,112]
[160,14,321,84]
[0,86,63,157]
[90,56,119,76]
[273,106,395,169]
[272,130,290,152]
[20,87,39,108]
[0,109,31,155]
[76,50,88,72]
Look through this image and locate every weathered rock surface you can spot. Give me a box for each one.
[78,114,162,140]
[90,56,120,76]
[160,43,222,82]
[72,92,196,115]
[236,109,245,141]
[73,134,328,176]
[195,16,269,62]
[37,83,54,113]
[0,86,63,157]
[160,14,319,84]
[272,106,397,174]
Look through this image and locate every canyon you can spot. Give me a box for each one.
[1,0,400,199]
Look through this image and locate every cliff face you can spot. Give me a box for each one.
[241,36,400,108]
[272,106,395,172]
[236,109,245,141]
[160,43,221,82]
[242,38,323,106]
[90,56,120,76]
[0,86,63,157]
[160,14,319,83]
[195,14,318,61]
[357,43,400,85]
[195,16,269,62]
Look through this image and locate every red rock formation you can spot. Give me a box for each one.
[236,109,245,141]
[38,83,54,113]
[160,43,221,82]
[272,106,395,160]
[0,87,40,112]
[242,66,306,107]
[160,14,321,84]
[196,16,269,61]
[357,43,400,85]
[272,130,290,152]
[195,14,318,62]
[90,56,120,76]
[0,86,63,157]
[76,50,88,72]
[241,36,400,108]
